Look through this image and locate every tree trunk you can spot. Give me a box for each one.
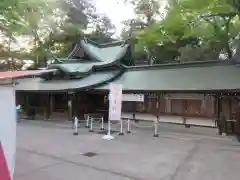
[7,37,13,70]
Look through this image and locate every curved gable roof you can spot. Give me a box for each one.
[47,38,130,76]
[79,39,129,63]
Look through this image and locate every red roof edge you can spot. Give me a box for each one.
[0,69,56,79]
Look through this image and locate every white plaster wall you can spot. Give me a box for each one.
[0,85,16,179]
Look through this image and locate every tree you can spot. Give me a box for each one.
[0,0,117,69]
[122,0,163,64]
[0,0,29,69]
[126,0,240,64]
[61,0,95,26]
[87,15,116,43]
[0,0,58,68]
[175,0,239,59]
[124,0,162,26]
[1,0,90,67]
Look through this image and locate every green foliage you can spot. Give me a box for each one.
[125,0,240,64]
[1,0,240,69]
[0,0,117,69]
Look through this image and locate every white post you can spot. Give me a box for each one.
[73,117,79,136]
[102,119,114,140]
[89,117,94,132]
[119,119,124,136]
[153,116,159,137]
[108,119,111,135]
[85,115,90,128]
[127,119,131,134]
[100,117,104,130]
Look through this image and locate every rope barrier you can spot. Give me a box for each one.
[130,120,154,128]
[72,115,159,138]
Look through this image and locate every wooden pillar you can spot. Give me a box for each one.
[201,94,206,113]
[24,93,29,119]
[229,97,232,120]
[73,93,78,118]
[217,94,221,119]
[49,94,54,120]
[214,94,221,119]
[216,94,222,135]
[211,95,214,117]
[183,99,187,116]
[166,96,171,113]
[213,94,217,116]
[44,94,48,120]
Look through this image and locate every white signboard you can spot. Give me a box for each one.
[122,94,144,102]
[0,85,16,180]
[109,84,122,121]
[108,94,144,102]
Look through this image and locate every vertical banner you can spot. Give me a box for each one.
[109,84,122,121]
[0,85,16,180]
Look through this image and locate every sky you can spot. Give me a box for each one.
[94,0,167,36]
[94,0,136,36]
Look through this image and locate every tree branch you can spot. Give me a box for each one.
[200,12,237,18]
[200,12,237,59]
[223,15,235,59]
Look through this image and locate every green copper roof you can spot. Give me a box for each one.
[16,54,240,92]
[47,39,130,76]
[16,71,119,91]
[96,63,240,91]
[47,61,121,77]
[49,63,93,74]
[80,39,129,63]
[16,38,133,91]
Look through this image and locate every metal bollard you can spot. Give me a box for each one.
[127,119,131,134]
[89,117,94,132]
[100,117,104,130]
[73,117,79,136]
[85,115,90,128]
[153,116,159,137]
[119,119,124,136]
